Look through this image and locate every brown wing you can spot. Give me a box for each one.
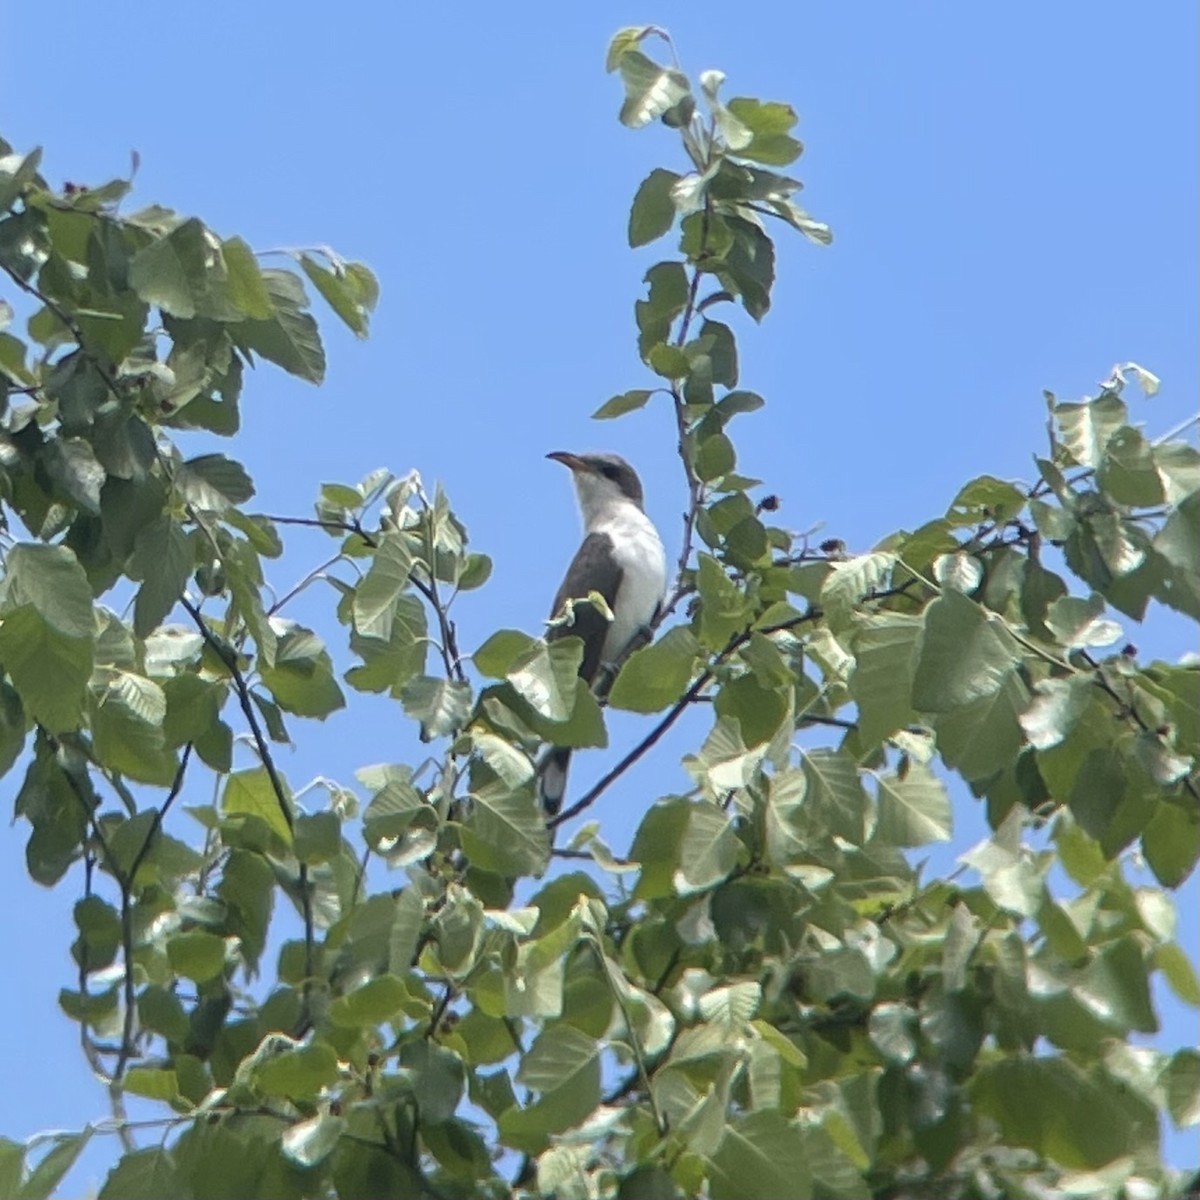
[547,531,623,684]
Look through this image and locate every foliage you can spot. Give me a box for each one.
[1,24,1198,1200]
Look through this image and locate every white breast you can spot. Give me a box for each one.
[594,506,667,660]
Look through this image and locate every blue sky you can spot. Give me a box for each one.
[5,1,1198,1189]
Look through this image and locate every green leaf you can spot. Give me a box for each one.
[971,1054,1155,1167]
[259,624,345,718]
[709,1111,812,1200]
[802,748,869,845]
[873,761,951,847]
[947,475,1028,525]
[1053,393,1127,469]
[399,675,472,740]
[218,850,276,970]
[1044,593,1123,649]
[0,681,25,780]
[819,551,894,629]
[935,669,1030,783]
[676,800,739,893]
[473,629,537,678]
[1098,426,1165,507]
[647,342,690,380]
[129,218,238,320]
[912,589,1021,711]
[696,553,749,649]
[16,1130,92,1200]
[508,638,582,722]
[696,432,735,481]
[464,775,549,878]
[398,1041,463,1123]
[1133,729,1192,786]
[97,1148,178,1200]
[518,1023,601,1100]
[361,769,430,850]
[0,1139,21,1200]
[711,214,776,320]
[726,98,804,166]
[280,1112,345,1168]
[0,146,43,213]
[329,975,409,1028]
[123,1068,180,1102]
[352,532,413,641]
[162,673,224,747]
[176,453,255,511]
[714,674,787,748]
[629,168,681,247]
[933,551,982,593]
[1018,675,1092,751]
[43,438,105,513]
[221,235,273,319]
[293,811,341,864]
[0,607,93,732]
[519,679,608,750]
[606,26,653,71]
[166,930,226,982]
[1163,1049,1200,1127]
[961,814,1044,918]
[235,268,325,384]
[1141,801,1200,888]
[388,885,425,974]
[254,1040,339,1100]
[610,627,700,713]
[346,593,427,694]
[867,1001,917,1065]
[617,50,690,129]
[1037,897,1087,964]
[592,389,656,420]
[92,672,177,785]
[500,1025,602,1149]
[128,517,192,636]
[3,543,95,637]
[300,254,373,337]
[137,984,189,1043]
[222,767,293,846]
[458,552,492,590]
[1155,441,1200,505]
[849,613,920,748]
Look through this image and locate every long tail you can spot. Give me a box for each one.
[537,747,571,816]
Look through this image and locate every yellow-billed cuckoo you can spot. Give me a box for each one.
[538,451,667,814]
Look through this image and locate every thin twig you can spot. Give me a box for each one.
[413,495,468,685]
[180,599,316,995]
[0,262,123,397]
[549,664,714,828]
[267,550,348,617]
[410,572,467,684]
[799,714,857,731]
[656,202,713,628]
[426,983,456,1039]
[1083,650,1200,805]
[590,939,666,1136]
[126,744,193,884]
[551,608,824,828]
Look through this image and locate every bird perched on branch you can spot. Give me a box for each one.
[538,451,667,815]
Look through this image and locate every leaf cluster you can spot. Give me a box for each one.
[0,29,1197,1200]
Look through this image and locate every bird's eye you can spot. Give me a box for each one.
[600,464,619,480]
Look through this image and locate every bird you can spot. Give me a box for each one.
[538,451,668,815]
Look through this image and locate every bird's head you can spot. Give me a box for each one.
[547,451,646,519]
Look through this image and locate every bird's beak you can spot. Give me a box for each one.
[547,451,591,473]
